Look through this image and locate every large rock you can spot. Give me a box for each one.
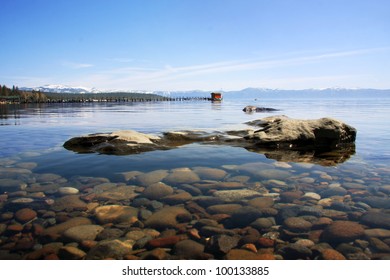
[144,206,192,230]
[245,115,356,150]
[94,205,138,224]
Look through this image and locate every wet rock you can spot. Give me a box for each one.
[87,239,134,259]
[369,237,390,253]
[173,239,206,259]
[302,192,321,201]
[125,230,146,241]
[135,170,169,186]
[0,179,27,193]
[14,208,37,223]
[283,217,312,233]
[63,225,104,242]
[58,246,87,260]
[94,185,138,201]
[116,171,143,182]
[51,195,87,212]
[97,228,124,240]
[360,197,390,209]
[243,106,279,113]
[278,243,313,260]
[247,197,274,209]
[199,226,236,237]
[364,228,390,238]
[294,239,315,248]
[180,184,202,196]
[144,206,191,230]
[213,189,261,202]
[321,221,365,243]
[143,182,173,200]
[161,191,193,205]
[280,191,303,203]
[147,235,187,248]
[207,204,242,215]
[361,212,390,229]
[257,237,275,248]
[379,185,390,195]
[250,217,276,231]
[42,217,92,239]
[94,205,138,224]
[192,167,228,180]
[206,234,240,255]
[58,187,79,195]
[163,168,200,184]
[228,206,264,228]
[318,249,346,260]
[255,169,291,180]
[224,249,275,260]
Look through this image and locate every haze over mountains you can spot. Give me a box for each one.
[20,84,390,99]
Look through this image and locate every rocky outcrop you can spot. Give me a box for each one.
[63,116,357,165]
[245,115,356,150]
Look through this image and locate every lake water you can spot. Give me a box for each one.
[1,95,390,260]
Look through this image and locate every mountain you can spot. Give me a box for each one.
[20,84,101,94]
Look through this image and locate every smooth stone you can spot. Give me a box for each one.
[63,225,104,242]
[320,186,348,198]
[144,206,191,230]
[248,197,274,209]
[283,217,312,233]
[255,169,291,180]
[180,184,203,196]
[51,195,87,212]
[229,206,264,228]
[318,249,346,260]
[192,167,228,180]
[278,243,313,260]
[266,179,287,187]
[16,162,38,170]
[343,182,366,189]
[226,175,251,183]
[117,171,143,182]
[280,191,303,203]
[199,226,236,237]
[94,185,138,201]
[143,182,173,200]
[147,235,187,248]
[360,197,390,209]
[94,205,139,224]
[35,173,63,183]
[207,204,242,215]
[87,239,134,260]
[135,170,169,186]
[58,246,87,260]
[294,239,315,248]
[173,239,206,259]
[321,221,365,243]
[224,249,275,260]
[58,187,79,195]
[212,189,261,202]
[299,177,316,184]
[125,230,146,241]
[379,185,390,195]
[250,217,275,231]
[163,168,200,184]
[0,179,27,192]
[369,237,390,252]
[160,191,193,205]
[302,192,321,200]
[96,228,124,240]
[273,162,292,168]
[14,208,37,223]
[42,217,92,238]
[364,228,390,238]
[360,212,390,229]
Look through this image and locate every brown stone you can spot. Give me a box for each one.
[280,191,303,203]
[283,217,312,232]
[14,208,37,224]
[248,197,274,209]
[147,235,188,248]
[321,221,364,243]
[319,249,346,260]
[224,249,275,260]
[257,237,275,248]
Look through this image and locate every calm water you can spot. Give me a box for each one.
[1,95,390,260]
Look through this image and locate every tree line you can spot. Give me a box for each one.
[1,85,47,103]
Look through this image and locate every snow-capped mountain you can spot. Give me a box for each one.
[20,84,101,94]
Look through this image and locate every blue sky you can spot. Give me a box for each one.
[1,0,389,91]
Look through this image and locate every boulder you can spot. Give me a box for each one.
[245,115,356,150]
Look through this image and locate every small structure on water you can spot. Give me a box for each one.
[210,92,223,101]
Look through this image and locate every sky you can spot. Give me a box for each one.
[1,0,389,91]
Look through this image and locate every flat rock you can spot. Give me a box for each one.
[283,217,312,232]
[42,217,92,238]
[144,206,191,230]
[58,187,79,195]
[94,185,138,201]
[229,206,265,228]
[192,167,228,180]
[173,239,206,259]
[94,205,139,224]
[160,191,193,205]
[50,195,87,212]
[213,189,261,202]
[135,170,169,186]
[63,225,104,242]
[87,239,134,259]
[207,204,242,215]
[360,197,390,209]
[245,115,357,149]
[321,221,365,243]
[360,212,390,229]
